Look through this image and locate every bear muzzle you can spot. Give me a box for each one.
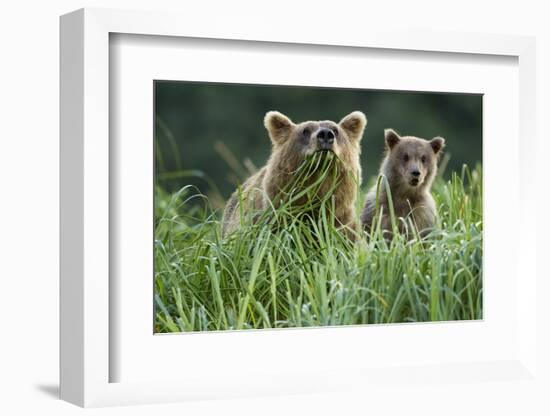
[408,168,422,186]
[316,128,335,151]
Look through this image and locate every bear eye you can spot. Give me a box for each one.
[302,128,310,136]
[421,155,427,163]
[403,153,409,162]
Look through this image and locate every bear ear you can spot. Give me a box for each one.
[339,111,367,142]
[264,111,294,145]
[384,128,400,149]
[430,136,445,154]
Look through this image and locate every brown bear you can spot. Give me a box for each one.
[222,111,367,237]
[360,128,445,239]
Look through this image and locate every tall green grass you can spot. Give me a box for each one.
[154,158,483,332]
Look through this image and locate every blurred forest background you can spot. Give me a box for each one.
[154,81,482,210]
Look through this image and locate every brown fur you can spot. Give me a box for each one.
[222,111,367,237]
[360,128,445,239]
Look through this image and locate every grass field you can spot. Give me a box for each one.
[154,158,483,333]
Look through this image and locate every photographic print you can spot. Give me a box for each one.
[154,81,482,333]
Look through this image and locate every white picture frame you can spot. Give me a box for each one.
[60,7,539,408]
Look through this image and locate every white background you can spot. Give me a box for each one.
[1,1,548,415]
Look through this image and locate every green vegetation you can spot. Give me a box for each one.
[155,81,483,199]
[154,155,483,332]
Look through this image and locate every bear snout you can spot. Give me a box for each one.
[408,168,422,186]
[316,128,335,150]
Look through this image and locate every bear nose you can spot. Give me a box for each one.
[411,169,421,177]
[317,128,335,146]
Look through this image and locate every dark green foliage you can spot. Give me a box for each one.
[155,81,482,207]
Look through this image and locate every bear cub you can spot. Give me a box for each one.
[360,128,445,239]
[222,111,367,237]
